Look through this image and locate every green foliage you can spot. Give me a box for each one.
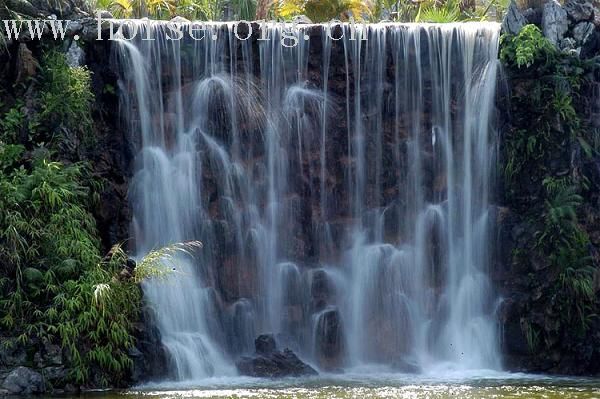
[134,240,202,282]
[228,0,257,19]
[49,251,141,385]
[0,47,140,387]
[554,228,596,333]
[371,0,398,20]
[417,1,461,23]
[96,0,256,20]
[535,182,595,334]
[552,88,578,125]
[501,33,583,189]
[537,182,582,246]
[500,25,556,69]
[0,103,25,143]
[93,0,499,21]
[39,51,94,134]
[275,0,371,22]
[370,0,501,21]
[523,320,540,353]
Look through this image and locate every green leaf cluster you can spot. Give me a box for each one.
[501,25,557,69]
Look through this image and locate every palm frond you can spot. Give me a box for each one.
[134,240,203,282]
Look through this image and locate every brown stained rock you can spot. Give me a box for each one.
[15,43,37,84]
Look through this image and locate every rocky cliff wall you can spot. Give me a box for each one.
[496,0,600,375]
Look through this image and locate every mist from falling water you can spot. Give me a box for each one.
[115,21,502,381]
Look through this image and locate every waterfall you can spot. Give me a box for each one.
[115,21,501,380]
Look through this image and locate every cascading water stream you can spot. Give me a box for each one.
[115,21,502,380]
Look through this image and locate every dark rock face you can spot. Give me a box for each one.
[564,0,595,22]
[236,335,317,378]
[573,21,595,44]
[2,367,44,395]
[0,338,70,393]
[129,307,171,383]
[500,0,600,376]
[255,334,277,355]
[4,0,92,19]
[502,0,527,35]
[310,269,335,312]
[542,0,569,46]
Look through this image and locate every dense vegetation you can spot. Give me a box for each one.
[0,50,143,387]
[500,25,599,357]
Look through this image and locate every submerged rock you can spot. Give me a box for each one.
[391,358,422,374]
[236,334,317,378]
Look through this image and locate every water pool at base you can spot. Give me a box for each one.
[72,373,600,399]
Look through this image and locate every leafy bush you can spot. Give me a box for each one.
[39,51,94,134]
[501,24,556,68]
[0,48,139,387]
[0,103,25,143]
[536,182,596,333]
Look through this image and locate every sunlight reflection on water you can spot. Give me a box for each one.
[72,373,600,399]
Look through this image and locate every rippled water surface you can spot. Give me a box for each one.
[74,372,600,399]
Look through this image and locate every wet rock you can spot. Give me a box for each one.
[2,367,44,394]
[542,0,569,46]
[130,307,171,383]
[236,349,317,378]
[391,358,422,374]
[255,334,277,354]
[310,269,334,311]
[236,335,317,377]
[502,0,527,35]
[499,300,530,356]
[314,308,345,370]
[564,0,594,22]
